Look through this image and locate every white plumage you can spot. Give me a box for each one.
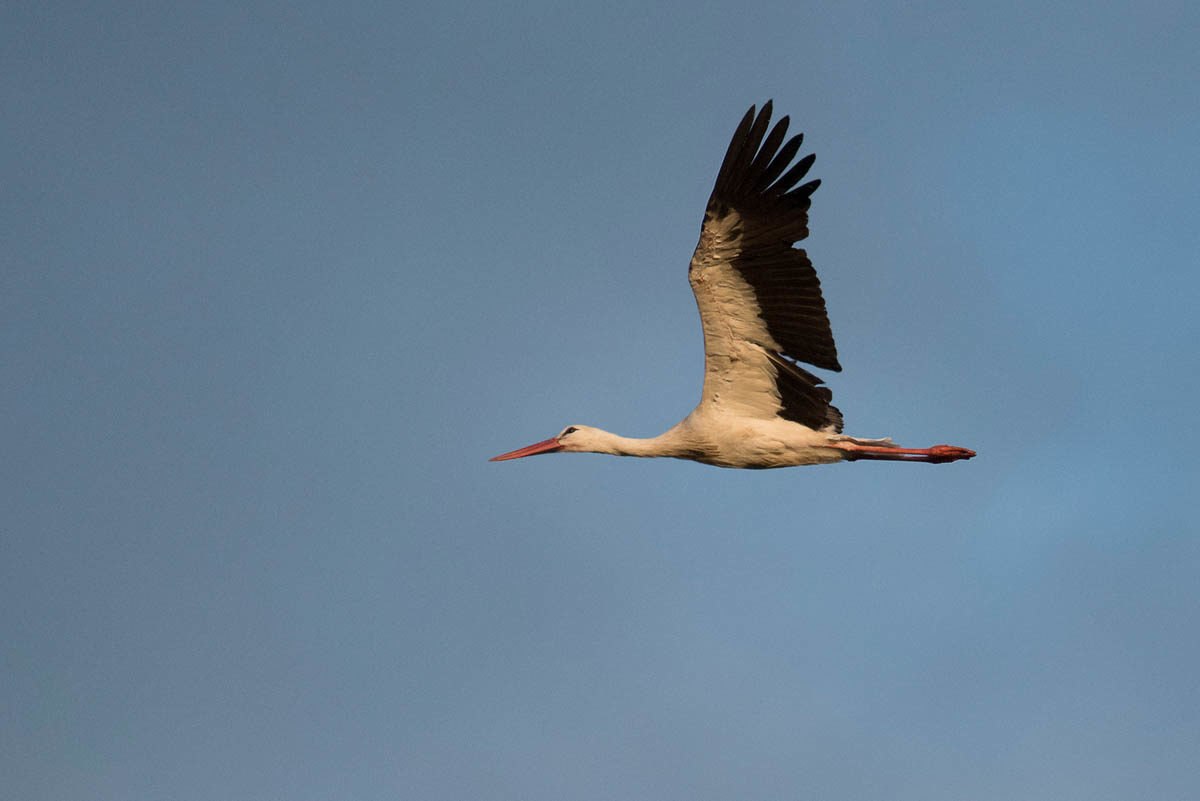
[492,102,975,469]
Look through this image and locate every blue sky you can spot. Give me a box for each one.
[4,2,1198,799]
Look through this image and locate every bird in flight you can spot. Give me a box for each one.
[492,102,975,469]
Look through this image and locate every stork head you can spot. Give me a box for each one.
[490,425,593,461]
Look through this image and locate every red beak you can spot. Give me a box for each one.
[489,437,563,462]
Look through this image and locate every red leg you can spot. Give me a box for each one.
[832,442,976,463]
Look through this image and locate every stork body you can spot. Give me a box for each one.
[492,102,975,469]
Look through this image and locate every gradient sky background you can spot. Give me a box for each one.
[4,2,1199,799]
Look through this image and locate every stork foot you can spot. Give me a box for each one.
[925,444,976,463]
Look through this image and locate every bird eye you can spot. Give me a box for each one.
[561,427,578,437]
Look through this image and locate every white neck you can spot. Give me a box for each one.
[582,426,700,460]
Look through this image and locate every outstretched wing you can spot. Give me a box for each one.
[688,101,843,432]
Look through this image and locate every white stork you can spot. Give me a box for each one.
[492,102,975,468]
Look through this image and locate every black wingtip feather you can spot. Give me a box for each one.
[730,105,772,195]
[749,117,790,183]
[755,132,802,193]
[712,105,759,199]
[710,103,821,210]
[793,178,821,198]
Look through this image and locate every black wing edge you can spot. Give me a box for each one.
[765,350,844,433]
